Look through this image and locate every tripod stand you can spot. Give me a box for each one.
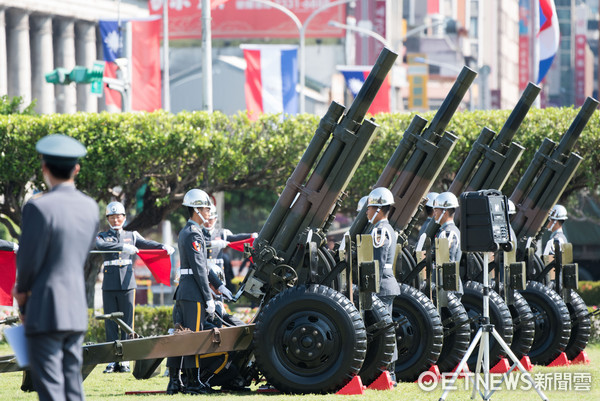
[439,252,547,400]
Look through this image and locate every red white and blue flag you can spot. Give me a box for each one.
[535,0,559,84]
[241,45,298,120]
[338,66,391,114]
[99,18,162,112]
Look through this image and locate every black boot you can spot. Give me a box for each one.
[166,368,183,395]
[183,368,210,395]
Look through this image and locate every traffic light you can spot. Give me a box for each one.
[45,62,105,86]
[45,68,72,85]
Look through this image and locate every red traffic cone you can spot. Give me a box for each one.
[571,350,591,365]
[547,352,570,367]
[450,363,470,379]
[490,358,511,374]
[368,371,395,390]
[415,365,441,384]
[517,356,534,371]
[336,376,366,395]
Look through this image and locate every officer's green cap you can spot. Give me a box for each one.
[36,134,87,166]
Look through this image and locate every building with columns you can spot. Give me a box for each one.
[0,0,147,114]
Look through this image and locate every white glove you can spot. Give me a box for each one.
[13,243,19,253]
[211,239,229,251]
[122,244,139,254]
[251,232,258,238]
[218,284,233,301]
[163,244,175,255]
[206,299,216,316]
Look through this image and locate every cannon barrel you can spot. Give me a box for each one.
[349,66,476,237]
[449,82,540,195]
[510,97,599,240]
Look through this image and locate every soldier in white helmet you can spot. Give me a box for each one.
[432,192,462,263]
[415,192,439,251]
[543,204,569,256]
[365,187,400,382]
[96,201,175,373]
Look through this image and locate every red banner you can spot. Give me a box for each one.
[518,0,531,91]
[149,0,345,40]
[228,238,255,253]
[0,251,17,306]
[137,249,172,286]
[574,34,586,107]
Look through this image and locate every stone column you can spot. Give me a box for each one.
[53,18,76,113]
[30,14,55,114]
[6,9,32,108]
[0,9,8,97]
[75,21,97,112]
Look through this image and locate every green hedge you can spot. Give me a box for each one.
[577,281,600,307]
[85,306,174,343]
[2,107,599,237]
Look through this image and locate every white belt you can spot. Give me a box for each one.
[207,258,224,266]
[103,260,132,267]
[180,268,193,275]
[383,264,393,271]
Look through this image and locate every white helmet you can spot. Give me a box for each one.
[549,204,568,220]
[209,204,218,219]
[182,189,211,208]
[433,192,459,209]
[356,196,368,212]
[106,201,126,216]
[508,200,516,215]
[425,192,439,208]
[367,187,395,207]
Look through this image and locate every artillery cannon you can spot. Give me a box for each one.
[505,96,599,366]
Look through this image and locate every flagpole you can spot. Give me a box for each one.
[532,0,541,107]
[202,0,213,112]
[163,0,170,112]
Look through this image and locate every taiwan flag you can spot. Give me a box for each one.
[99,18,162,112]
[338,66,391,114]
[535,0,559,84]
[241,45,298,120]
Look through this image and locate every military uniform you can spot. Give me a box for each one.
[96,229,165,343]
[15,134,99,401]
[0,239,17,251]
[370,219,400,306]
[436,221,464,294]
[176,219,214,369]
[543,228,568,256]
[205,227,251,294]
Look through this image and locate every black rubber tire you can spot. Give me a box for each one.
[436,291,471,373]
[253,285,367,394]
[392,283,444,381]
[400,247,419,288]
[564,290,591,360]
[358,296,396,386]
[508,290,535,360]
[519,281,571,365]
[461,281,513,371]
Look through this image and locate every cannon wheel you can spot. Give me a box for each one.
[436,291,471,373]
[564,290,591,360]
[519,281,571,365]
[393,283,443,381]
[358,296,396,386]
[507,290,535,359]
[253,285,367,394]
[461,281,513,371]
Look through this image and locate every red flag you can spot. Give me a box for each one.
[228,238,254,253]
[0,251,17,306]
[131,19,162,111]
[137,249,172,286]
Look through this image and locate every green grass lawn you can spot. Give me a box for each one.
[1,342,599,400]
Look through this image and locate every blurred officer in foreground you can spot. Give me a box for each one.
[96,201,175,373]
[0,239,18,252]
[543,204,569,256]
[365,187,400,382]
[433,192,463,295]
[13,134,99,401]
[175,189,216,394]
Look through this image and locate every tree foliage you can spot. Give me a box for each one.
[1,106,599,239]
